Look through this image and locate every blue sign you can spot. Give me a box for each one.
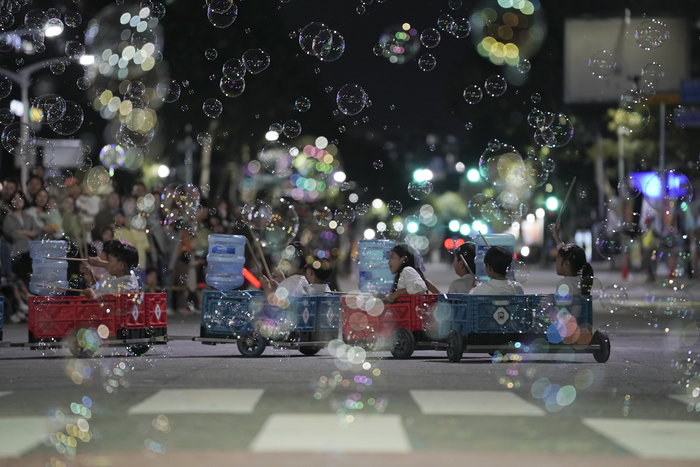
[681,80,700,103]
[630,172,690,199]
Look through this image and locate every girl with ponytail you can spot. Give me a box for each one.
[552,224,594,295]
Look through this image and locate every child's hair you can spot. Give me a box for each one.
[558,244,594,295]
[110,242,139,272]
[281,241,309,272]
[484,246,512,276]
[391,243,428,292]
[455,242,476,274]
[309,260,333,282]
[102,239,121,257]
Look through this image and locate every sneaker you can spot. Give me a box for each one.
[18,301,28,312]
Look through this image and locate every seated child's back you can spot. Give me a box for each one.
[449,242,477,293]
[469,245,523,295]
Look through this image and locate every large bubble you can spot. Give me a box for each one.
[207,4,237,28]
[1,122,36,158]
[220,77,245,98]
[408,180,433,200]
[299,22,327,55]
[588,50,616,78]
[484,75,507,97]
[312,29,345,62]
[257,198,299,249]
[241,199,273,232]
[420,28,441,48]
[635,19,670,50]
[259,141,293,177]
[463,85,483,104]
[643,170,693,214]
[336,84,368,116]
[243,49,270,74]
[156,80,181,103]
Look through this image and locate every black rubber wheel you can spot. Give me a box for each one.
[390,328,415,359]
[126,344,151,356]
[446,330,463,363]
[237,332,267,357]
[592,330,611,363]
[299,346,320,356]
[66,330,95,359]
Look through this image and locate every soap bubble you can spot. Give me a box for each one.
[463,85,483,104]
[50,62,66,75]
[207,0,235,14]
[355,203,369,216]
[588,50,616,78]
[484,75,507,97]
[387,200,403,215]
[641,62,664,83]
[468,193,497,221]
[618,175,641,199]
[156,80,181,103]
[643,170,693,214]
[595,231,623,260]
[635,19,670,50]
[334,206,355,226]
[220,77,245,97]
[243,49,270,74]
[531,93,541,103]
[420,28,441,48]
[313,206,332,226]
[511,259,529,284]
[0,108,16,126]
[408,180,433,200]
[24,8,48,29]
[76,77,91,91]
[205,48,218,60]
[64,11,82,27]
[222,58,246,79]
[312,29,345,62]
[437,14,454,31]
[202,98,223,118]
[373,160,383,169]
[259,141,293,177]
[161,183,200,233]
[616,102,650,133]
[517,59,531,73]
[299,22,327,55]
[295,96,311,112]
[418,53,436,71]
[64,40,84,59]
[448,0,462,9]
[601,286,628,311]
[258,198,299,249]
[49,100,83,135]
[448,17,471,38]
[207,4,237,28]
[336,84,368,116]
[0,76,12,100]
[547,113,574,147]
[527,108,553,129]
[282,119,302,138]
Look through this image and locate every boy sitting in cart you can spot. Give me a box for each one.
[469,246,524,296]
[81,242,140,298]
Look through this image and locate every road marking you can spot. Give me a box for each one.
[582,418,700,459]
[669,394,700,408]
[127,389,264,414]
[0,391,11,399]
[0,417,49,458]
[250,414,411,453]
[410,390,545,416]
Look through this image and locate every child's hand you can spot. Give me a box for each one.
[80,288,96,298]
[387,291,399,303]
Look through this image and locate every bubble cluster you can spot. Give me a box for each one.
[299,22,345,62]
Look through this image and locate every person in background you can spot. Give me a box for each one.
[449,242,477,293]
[469,246,524,295]
[93,190,121,241]
[552,223,594,296]
[25,188,61,240]
[260,242,312,297]
[144,268,161,293]
[132,181,148,200]
[25,175,44,206]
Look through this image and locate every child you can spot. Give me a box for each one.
[449,242,477,293]
[81,242,140,298]
[552,224,594,296]
[469,246,524,295]
[387,243,439,302]
[306,260,333,294]
[260,241,312,297]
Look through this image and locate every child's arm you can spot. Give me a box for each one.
[387,288,408,303]
[425,278,440,294]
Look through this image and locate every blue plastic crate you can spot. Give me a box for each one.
[201,290,261,336]
[295,297,316,332]
[439,294,471,336]
[316,295,341,331]
[534,294,593,330]
[470,295,534,334]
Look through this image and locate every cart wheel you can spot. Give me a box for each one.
[390,328,415,359]
[299,347,320,356]
[592,330,610,363]
[237,332,267,357]
[66,330,96,359]
[126,344,151,356]
[446,330,463,363]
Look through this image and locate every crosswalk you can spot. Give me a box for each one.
[0,389,699,459]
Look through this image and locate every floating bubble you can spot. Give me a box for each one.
[76,77,91,91]
[64,40,84,59]
[313,206,332,226]
[355,203,369,216]
[99,144,126,169]
[205,48,218,60]
[64,11,82,27]
[269,122,283,134]
[282,119,302,138]
[618,175,641,199]
[85,166,110,194]
[517,59,531,73]
[527,108,553,129]
[641,62,664,83]
[258,198,299,249]
[418,53,436,71]
[387,200,403,215]
[299,22,327,55]
[448,0,462,9]
[531,93,541,103]
[24,8,48,29]
[595,231,623,260]
[312,29,345,62]
[546,113,574,148]
[207,0,235,14]
[202,98,223,118]
[468,193,497,222]
[334,205,355,226]
[635,19,669,50]
[49,101,83,135]
[207,3,237,28]
[484,75,507,97]
[437,14,454,31]
[336,84,368,116]
[0,76,12,100]
[511,259,529,284]
[588,50,616,78]
[616,102,650,133]
[259,141,293,177]
[420,28,441,48]
[373,160,383,169]
[220,77,245,98]
[448,17,471,38]
[643,170,693,214]
[156,80,181,103]
[0,108,16,126]
[243,49,270,74]
[463,85,483,104]
[50,62,66,75]
[478,142,521,183]
[295,97,311,112]
[408,180,433,200]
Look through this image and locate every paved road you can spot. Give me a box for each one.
[1,265,699,466]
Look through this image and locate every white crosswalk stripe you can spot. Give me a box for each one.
[0,391,11,399]
[127,389,264,414]
[0,417,51,458]
[410,390,546,416]
[582,418,700,460]
[250,414,411,453]
[668,394,700,409]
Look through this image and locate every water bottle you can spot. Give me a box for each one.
[206,234,246,291]
[29,240,69,296]
[358,239,396,294]
[474,233,516,281]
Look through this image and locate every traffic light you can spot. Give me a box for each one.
[467,169,480,182]
[546,196,559,211]
[448,220,460,232]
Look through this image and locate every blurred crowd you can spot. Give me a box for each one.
[0,165,240,323]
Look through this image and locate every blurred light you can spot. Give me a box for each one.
[372,198,384,209]
[535,208,545,218]
[333,171,346,182]
[455,162,465,173]
[545,183,553,193]
[444,238,455,250]
[526,213,535,223]
[448,220,460,232]
[467,169,481,182]
[364,229,376,240]
[79,55,95,65]
[265,131,279,141]
[377,222,387,232]
[44,24,63,37]
[459,224,471,236]
[349,193,358,203]
[315,136,328,149]
[472,220,487,234]
[413,169,433,182]
[157,165,170,178]
[407,221,419,233]
[10,100,24,117]
[521,246,530,257]
[546,197,559,211]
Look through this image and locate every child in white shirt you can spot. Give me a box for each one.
[306,260,332,295]
[470,246,524,295]
[387,243,438,302]
[448,242,477,293]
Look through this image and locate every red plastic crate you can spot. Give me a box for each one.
[29,295,119,340]
[144,293,168,328]
[117,293,147,329]
[342,294,438,343]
